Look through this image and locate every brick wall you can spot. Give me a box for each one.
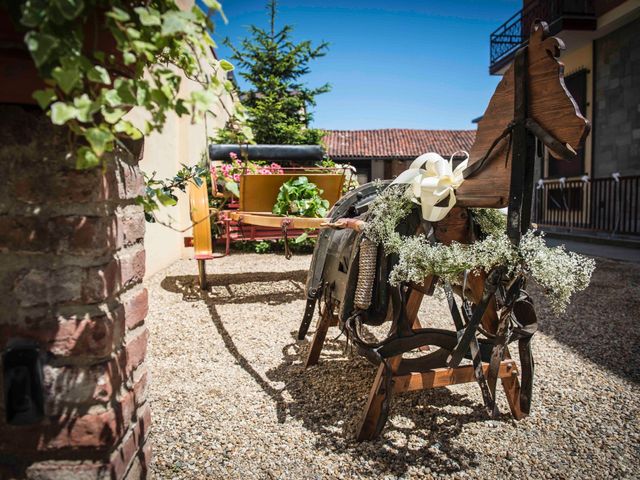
[0,106,150,479]
[593,16,640,177]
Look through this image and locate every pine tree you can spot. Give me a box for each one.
[216,0,329,145]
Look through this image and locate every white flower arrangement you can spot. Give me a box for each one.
[365,186,595,314]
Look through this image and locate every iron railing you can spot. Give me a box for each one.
[532,175,640,236]
[490,0,595,71]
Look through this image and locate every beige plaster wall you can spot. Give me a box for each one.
[133,52,235,277]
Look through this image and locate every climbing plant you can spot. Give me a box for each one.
[6,0,236,168]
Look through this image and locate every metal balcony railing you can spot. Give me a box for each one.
[532,175,640,236]
[490,0,596,73]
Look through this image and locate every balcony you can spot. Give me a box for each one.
[489,0,597,74]
[532,175,640,237]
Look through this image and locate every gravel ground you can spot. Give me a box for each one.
[146,253,640,479]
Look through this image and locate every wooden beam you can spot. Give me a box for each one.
[393,360,517,393]
[229,211,330,230]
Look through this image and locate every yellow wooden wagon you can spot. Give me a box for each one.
[188,145,350,289]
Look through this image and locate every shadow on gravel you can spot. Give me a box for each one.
[264,333,505,477]
[532,258,640,383]
[160,271,512,477]
[161,270,307,305]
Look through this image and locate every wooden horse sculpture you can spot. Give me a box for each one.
[298,21,589,440]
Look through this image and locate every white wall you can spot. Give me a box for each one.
[137,60,235,277]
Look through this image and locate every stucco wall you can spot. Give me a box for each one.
[135,59,235,277]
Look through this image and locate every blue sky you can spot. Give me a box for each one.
[213,1,521,130]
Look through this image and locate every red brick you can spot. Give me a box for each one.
[116,206,145,247]
[14,267,83,307]
[82,247,145,303]
[119,247,146,289]
[132,367,148,407]
[0,390,136,453]
[42,355,129,414]
[0,305,124,359]
[114,163,145,200]
[0,106,150,471]
[123,287,148,330]
[9,160,146,208]
[124,328,149,376]
[0,215,49,252]
[110,403,151,480]
[54,215,118,254]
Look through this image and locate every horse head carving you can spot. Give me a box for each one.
[456,20,590,207]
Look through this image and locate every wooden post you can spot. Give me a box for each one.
[356,355,402,441]
[356,287,425,440]
[305,310,334,368]
[197,258,207,290]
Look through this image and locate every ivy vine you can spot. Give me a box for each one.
[7,0,242,168]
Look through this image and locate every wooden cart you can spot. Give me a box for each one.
[188,166,348,289]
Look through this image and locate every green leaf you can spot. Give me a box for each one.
[87,65,111,85]
[294,231,309,244]
[73,93,96,122]
[76,146,100,169]
[161,11,189,36]
[102,107,125,124]
[115,79,136,104]
[126,27,141,40]
[123,51,136,65]
[219,59,234,71]
[52,0,85,20]
[114,119,143,140]
[157,191,177,207]
[201,0,222,10]
[102,88,122,107]
[20,6,43,28]
[51,66,81,94]
[224,181,240,197]
[135,7,161,26]
[50,102,77,125]
[190,89,217,113]
[174,99,189,117]
[106,7,130,22]
[33,89,57,109]
[85,127,114,156]
[24,32,60,68]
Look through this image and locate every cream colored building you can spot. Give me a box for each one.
[136,56,235,277]
[489,0,640,239]
[127,1,237,277]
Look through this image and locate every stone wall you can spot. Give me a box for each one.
[593,16,640,178]
[0,106,150,478]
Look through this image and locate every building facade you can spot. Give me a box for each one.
[490,0,640,239]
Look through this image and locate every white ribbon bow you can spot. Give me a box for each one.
[392,151,468,222]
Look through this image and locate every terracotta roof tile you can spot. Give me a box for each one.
[324,129,476,159]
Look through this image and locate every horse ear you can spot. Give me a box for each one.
[530,20,565,58]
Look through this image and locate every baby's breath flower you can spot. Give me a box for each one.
[363,187,595,314]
